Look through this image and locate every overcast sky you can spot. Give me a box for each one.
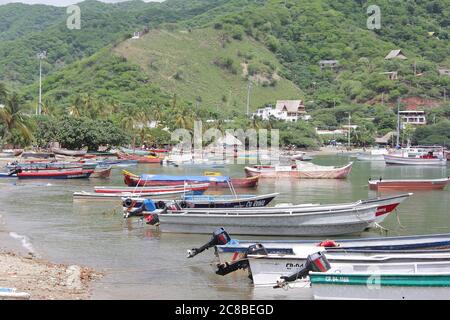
[0,0,163,6]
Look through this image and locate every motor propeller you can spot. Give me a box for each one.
[274,252,331,289]
[215,243,268,276]
[186,228,231,258]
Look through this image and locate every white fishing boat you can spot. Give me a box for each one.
[247,248,450,286]
[384,146,447,166]
[0,288,30,300]
[212,231,450,265]
[356,149,388,161]
[245,162,353,179]
[73,189,188,201]
[143,204,379,236]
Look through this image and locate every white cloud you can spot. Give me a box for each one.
[0,0,164,7]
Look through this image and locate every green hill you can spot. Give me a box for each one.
[113,27,303,113]
[5,0,450,113]
[0,0,235,87]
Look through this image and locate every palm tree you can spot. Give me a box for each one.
[68,96,83,117]
[0,93,33,147]
[41,98,58,117]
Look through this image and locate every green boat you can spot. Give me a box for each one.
[120,147,152,156]
[310,270,450,300]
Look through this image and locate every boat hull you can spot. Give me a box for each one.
[216,233,450,265]
[95,183,209,195]
[248,250,450,286]
[123,171,256,188]
[18,169,93,179]
[384,154,447,166]
[244,163,353,179]
[181,194,276,208]
[311,273,450,300]
[73,190,188,201]
[91,167,112,179]
[51,148,88,157]
[153,206,377,236]
[369,178,450,191]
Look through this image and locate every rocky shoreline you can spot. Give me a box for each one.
[0,250,102,300]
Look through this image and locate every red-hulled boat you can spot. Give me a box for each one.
[17,169,94,179]
[369,177,450,191]
[122,171,258,188]
[94,183,210,194]
[210,176,259,188]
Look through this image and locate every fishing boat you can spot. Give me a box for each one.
[51,147,88,157]
[245,164,301,178]
[20,151,56,160]
[295,161,353,179]
[120,147,153,156]
[123,170,257,188]
[91,166,112,179]
[384,154,447,166]
[204,173,259,188]
[6,161,96,171]
[356,149,388,161]
[369,177,450,191]
[141,203,379,236]
[97,159,138,167]
[309,270,450,300]
[0,288,30,300]
[122,193,279,216]
[384,146,447,166]
[245,248,450,287]
[73,189,192,201]
[17,169,94,179]
[0,149,23,158]
[94,183,210,195]
[117,152,162,164]
[244,162,353,179]
[209,231,450,265]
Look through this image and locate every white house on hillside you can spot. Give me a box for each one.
[253,100,310,122]
[398,110,426,129]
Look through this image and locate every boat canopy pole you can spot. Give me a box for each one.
[228,180,238,199]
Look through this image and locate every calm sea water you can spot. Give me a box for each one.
[1,155,450,299]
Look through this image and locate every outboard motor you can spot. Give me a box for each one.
[123,198,157,218]
[274,252,331,288]
[215,243,268,276]
[187,228,231,258]
[145,213,160,226]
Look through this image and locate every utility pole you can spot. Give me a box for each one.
[37,51,47,116]
[396,99,401,148]
[246,81,252,116]
[347,113,351,149]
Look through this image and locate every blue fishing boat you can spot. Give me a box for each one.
[123,193,279,217]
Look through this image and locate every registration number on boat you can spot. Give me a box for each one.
[325,276,349,283]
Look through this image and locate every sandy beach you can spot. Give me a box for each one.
[0,250,102,300]
[0,206,102,300]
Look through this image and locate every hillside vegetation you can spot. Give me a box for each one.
[113,27,303,113]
